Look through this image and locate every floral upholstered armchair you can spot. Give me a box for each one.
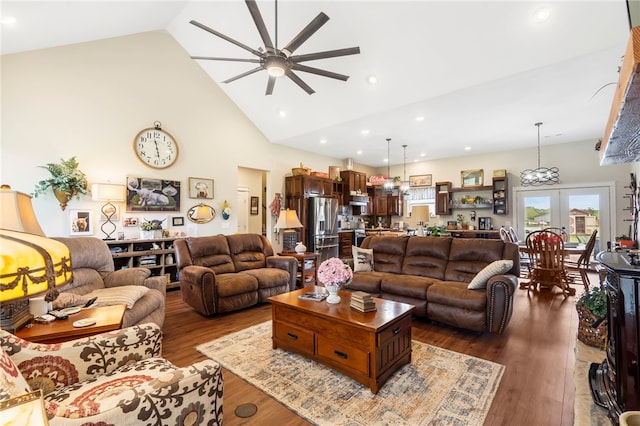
[0,323,223,425]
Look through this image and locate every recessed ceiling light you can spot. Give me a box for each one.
[464,146,472,151]
[0,16,17,25]
[320,139,327,144]
[420,153,426,157]
[532,7,550,22]
[356,150,363,155]
[384,158,389,163]
[415,116,425,122]
[367,75,378,84]
[278,110,287,117]
[361,129,369,135]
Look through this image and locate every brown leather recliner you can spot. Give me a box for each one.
[175,234,297,316]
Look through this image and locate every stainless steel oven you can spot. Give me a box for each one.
[354,230,366,247]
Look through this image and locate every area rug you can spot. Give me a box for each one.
[196,321,504,425]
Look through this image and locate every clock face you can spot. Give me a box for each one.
[133,127,178,169]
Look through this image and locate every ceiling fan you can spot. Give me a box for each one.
[190,0,360,95]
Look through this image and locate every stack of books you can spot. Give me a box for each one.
[350,291,376,312]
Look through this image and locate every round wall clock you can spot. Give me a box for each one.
[133,121,178,169]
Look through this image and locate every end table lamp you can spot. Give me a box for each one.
[275,209,303,252]
[92,183,125,240]
[0,186,73,332]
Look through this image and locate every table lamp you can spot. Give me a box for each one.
[0,186,73,332]
[275,209,303,252]
[92,183,125,240]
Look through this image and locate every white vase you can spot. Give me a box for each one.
[325,283,341,304]
[140,230,155,240]
[295,242,307,254]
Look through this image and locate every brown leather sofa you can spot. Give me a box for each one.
[349,236,520,334]
[175,233,297,316]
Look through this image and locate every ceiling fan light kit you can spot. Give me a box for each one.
[190,0,360,95]
[520,122,560,186]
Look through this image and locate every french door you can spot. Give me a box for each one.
[514,184,614,253]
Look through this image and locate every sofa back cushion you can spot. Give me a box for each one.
[361,236,409,273]
[445,239,511,283]
[227,234,271,272]
[53,237,114,292]
[402,237,452,279]
[177,235,235,274]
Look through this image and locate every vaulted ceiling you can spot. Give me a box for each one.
[1,1,631,166]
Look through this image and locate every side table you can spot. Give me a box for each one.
[279,252,318,288]
[15,305,127,344]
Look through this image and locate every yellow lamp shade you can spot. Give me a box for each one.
[0,229,72,302]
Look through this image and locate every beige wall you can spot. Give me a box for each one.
[1,30,635,246]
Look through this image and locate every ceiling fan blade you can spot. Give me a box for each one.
[290,64,349,81]
[191,56,262,63]
[290,47,361,63]
[265,75,276,95]
[245,0,274,52]
[285,69,315,95]
[281,12,329,57]
[223,66,264,84]
[190,20,264,58]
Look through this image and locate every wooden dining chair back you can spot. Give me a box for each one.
[507,227,532,278]
[508,227,520,244]
[525,230,572,297]
[543,227,569,242]
[565,229,598,292]
[499,227,512,242]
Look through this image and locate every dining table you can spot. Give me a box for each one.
[517,242,586,295]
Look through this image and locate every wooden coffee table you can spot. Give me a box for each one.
[269,286,415,393]
[16,305,126,344]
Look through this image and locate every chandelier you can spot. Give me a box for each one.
[520,122,559,186]
[383,138,394,194]
[400,144,410,197]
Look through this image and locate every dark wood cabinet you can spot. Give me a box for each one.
[285,175,341,199]
[388,195,402,216]
[341,170,368,195]
[435,181,451,215]
[591,253,640,423]
[492,176,508,215]
[338,231,354,259]
[374,196,388,216]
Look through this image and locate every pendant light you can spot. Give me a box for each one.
[400,144,410,197]
[520,122,559,186]
[383,138,394,194]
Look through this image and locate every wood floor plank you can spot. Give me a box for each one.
[162,275,595,425]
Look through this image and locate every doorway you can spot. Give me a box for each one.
[237,188,249,234]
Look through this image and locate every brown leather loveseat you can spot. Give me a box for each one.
[175,233,297,316]
[349,235,520,334]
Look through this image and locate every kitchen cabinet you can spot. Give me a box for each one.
[338,231,354,259]
[492,176,508,215]
[435,182,452,215]
[340,170,368,195]
[374,196,388,216]
[285,175,341,199]
[388,195,402,216]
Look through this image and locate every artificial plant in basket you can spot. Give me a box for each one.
[576,286,607,350]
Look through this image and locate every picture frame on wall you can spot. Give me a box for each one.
[250,196,259,215]
[123,216,138,227]
[461,169,484,188]
[409,174,432,187]
[188,177,214,199]
[126,177,180,212]
[69,209,93,235]
[172,216,184,227]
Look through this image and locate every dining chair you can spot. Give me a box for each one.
[508,227,533,278]
[524,229,573,297]
[565,229,598,292]
[499,227,512,242]
[543,227,569,242]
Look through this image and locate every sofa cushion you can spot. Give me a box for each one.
[84,285,150,309]
[444,239,508,283]
[240,268,290,289]
[381,274,436,299]
[427,281,487,311]
[352,246,373,272]
[347,271,391,296]
[185,235,235,274]
[215,273,258,298]
[362,236,409,273]
[227,234,269,271]
[402,237,452,279]
[0,346,31,401]
[60,268,105,294]
[467,260,514,289]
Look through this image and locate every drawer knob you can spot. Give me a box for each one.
[393,326,401,334]
[287,332,298,340]
[334,350,348,359]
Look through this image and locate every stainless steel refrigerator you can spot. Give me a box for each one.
[308,197,339,263]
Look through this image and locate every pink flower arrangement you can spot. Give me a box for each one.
[317,257,353,287]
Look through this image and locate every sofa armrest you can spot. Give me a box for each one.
[179,265,217,316]
[103,268,151,287]
[44,359,223,425]
[0,323,162,391]
[267,256,298,291]
[486,274,518,334]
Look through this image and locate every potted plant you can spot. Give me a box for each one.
[616,234,635,248]
[576,286,607,350]
[32,156,88,210]
[140,221,158,240]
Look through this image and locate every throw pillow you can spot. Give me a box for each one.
[52,293,91,310]
[467,260,513,289]
[352,246,374,272]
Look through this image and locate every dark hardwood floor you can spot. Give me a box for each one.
[162,276,596,425]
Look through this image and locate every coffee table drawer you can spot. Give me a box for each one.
[378,315,412,346]
[317,335,369,375]
[274,321,314,354]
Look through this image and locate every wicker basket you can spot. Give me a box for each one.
[577,305,607,350]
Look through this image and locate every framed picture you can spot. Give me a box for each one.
[123,216,138,227]
[126,177,180,212]
[99,204,119,221]
[461,169,484,188]
[172,216,184,227]
[250,196,259,215]
[188,177,214,199]
[409,174,432,187]
[69,209,93,235]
